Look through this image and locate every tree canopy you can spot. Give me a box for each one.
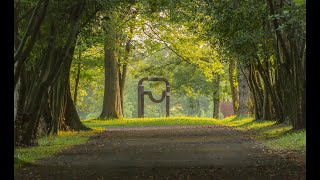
[14,0,306,147]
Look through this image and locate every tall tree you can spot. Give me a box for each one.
[237,65,250,116]
[99,12,123,119]
[212,74,221,118]
[228,60,238,115]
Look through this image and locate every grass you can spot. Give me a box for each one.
[219,116,306,152]
[82,117,221,128]
[15,116,305,170]
[14,129,102,170]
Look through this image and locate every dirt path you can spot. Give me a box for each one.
[15,125,305,180]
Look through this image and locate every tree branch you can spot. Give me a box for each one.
[14,0,44,62]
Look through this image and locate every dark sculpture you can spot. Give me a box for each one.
[138,77,170,118]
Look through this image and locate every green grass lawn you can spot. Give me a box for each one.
[220,116,306,152]
[14,130,102,170]
[82,117,221,128]
[14,116,305,170]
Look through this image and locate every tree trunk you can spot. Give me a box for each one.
[237,65,250,116]
[247,65,261,119]
[14,76,21,149]
[64,79,90,130]
[18,1,86,146]
[49,40,89,133]
[119,26,133,116]
[48,72,89,134]
[228,60,238,115]
[38,96,52,136]
[99,14,123,119]
[267,0,305,128]
[49,72,69,134]
[14,0,49,90]
[262,82,272,120]
[197,98,201,117]
[14,64,28,146]
[256,60,284,122]
[21,87,47,146]
[74,60,81,107]
[213,74,220,119]
[99,44,122,119]
[298,45,306,129]
[119,64,127,115]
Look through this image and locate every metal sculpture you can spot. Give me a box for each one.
[138,77,170,118]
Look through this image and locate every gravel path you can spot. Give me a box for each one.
[15,125,306,180]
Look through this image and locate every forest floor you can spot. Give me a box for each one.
[14,124,306,180]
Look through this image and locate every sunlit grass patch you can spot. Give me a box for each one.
[264,130,306,152]
[220,116,305,152]
[14,129,102,170]
[261,126,292,138]
[82,117,220,129]
[220,116,254,126]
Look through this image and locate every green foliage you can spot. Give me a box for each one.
[70,3,233,118]
[14,1,306,169]
[69,43,104,119]
[66,0,304,123]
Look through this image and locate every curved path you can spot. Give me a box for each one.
[15,125,305,180]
